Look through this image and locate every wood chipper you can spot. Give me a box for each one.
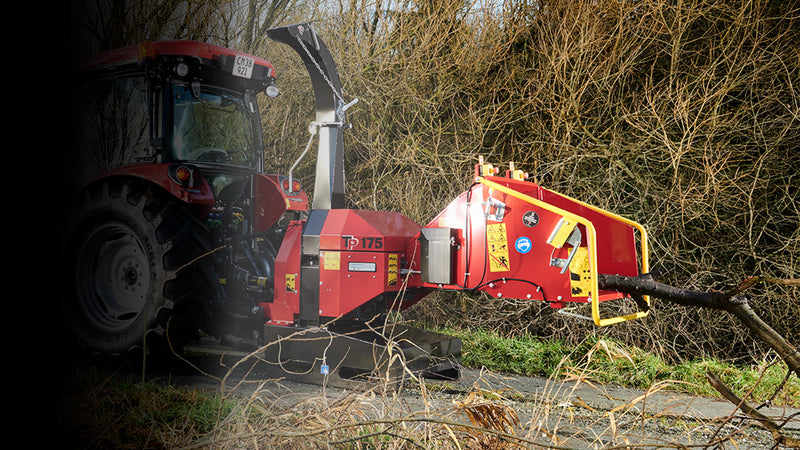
[62,22,649,388]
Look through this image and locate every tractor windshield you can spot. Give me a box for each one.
[170,84,261,169]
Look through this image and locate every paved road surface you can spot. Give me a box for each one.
[145,349,799,449]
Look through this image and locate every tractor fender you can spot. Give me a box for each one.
[78,164,215,218]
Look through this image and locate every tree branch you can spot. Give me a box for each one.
[598,273,800,378]
[706,372,800,449]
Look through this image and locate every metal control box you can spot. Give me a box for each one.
[419,228,456,285]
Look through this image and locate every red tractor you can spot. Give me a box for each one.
[63,23,649,387]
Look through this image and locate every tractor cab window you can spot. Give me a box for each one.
[170,84,261,169]
[69,76,152,188]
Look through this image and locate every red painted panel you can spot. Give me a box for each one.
[263,220,304,325]
[318,250,392,317]
[318,210,421,252]
[314,210,422,317]
[253,175,308,232]
[80,40,274,75]
[413,176,642,308]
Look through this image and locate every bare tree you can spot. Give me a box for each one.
[64,0,265,62]
[242,0,305,51]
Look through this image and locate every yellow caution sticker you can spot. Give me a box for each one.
[487,223,511,272]
[285,274,297,292]
[568,247,591,296]
[387,254,398,286]
[323,251,340,271]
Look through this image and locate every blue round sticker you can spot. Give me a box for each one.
[515,236,532,254]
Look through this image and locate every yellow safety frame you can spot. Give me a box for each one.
[476,177,650,326]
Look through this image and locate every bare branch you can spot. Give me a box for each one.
[706,372,800,449]
[598,273,800,378]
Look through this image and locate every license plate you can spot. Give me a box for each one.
[232,54,254,79]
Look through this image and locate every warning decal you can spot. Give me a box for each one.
[323,251,340,271]
[387,254,398,286]
[487,223,511,272]
[285,274,297,292]
[568,247,592,296]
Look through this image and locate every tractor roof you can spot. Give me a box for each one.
[77,40,275,89]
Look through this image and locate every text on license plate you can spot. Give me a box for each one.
[233,55,254,79]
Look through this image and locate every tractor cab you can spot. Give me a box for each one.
[68,40,281,202]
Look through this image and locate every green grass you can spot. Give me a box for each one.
[65,368,243,448]
[442,327,799,407]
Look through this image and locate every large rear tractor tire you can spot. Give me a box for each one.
[63,178,212,366]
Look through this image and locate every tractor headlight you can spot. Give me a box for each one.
[175,62,189,77]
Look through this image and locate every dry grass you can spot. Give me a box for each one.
[61,339,800,449]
